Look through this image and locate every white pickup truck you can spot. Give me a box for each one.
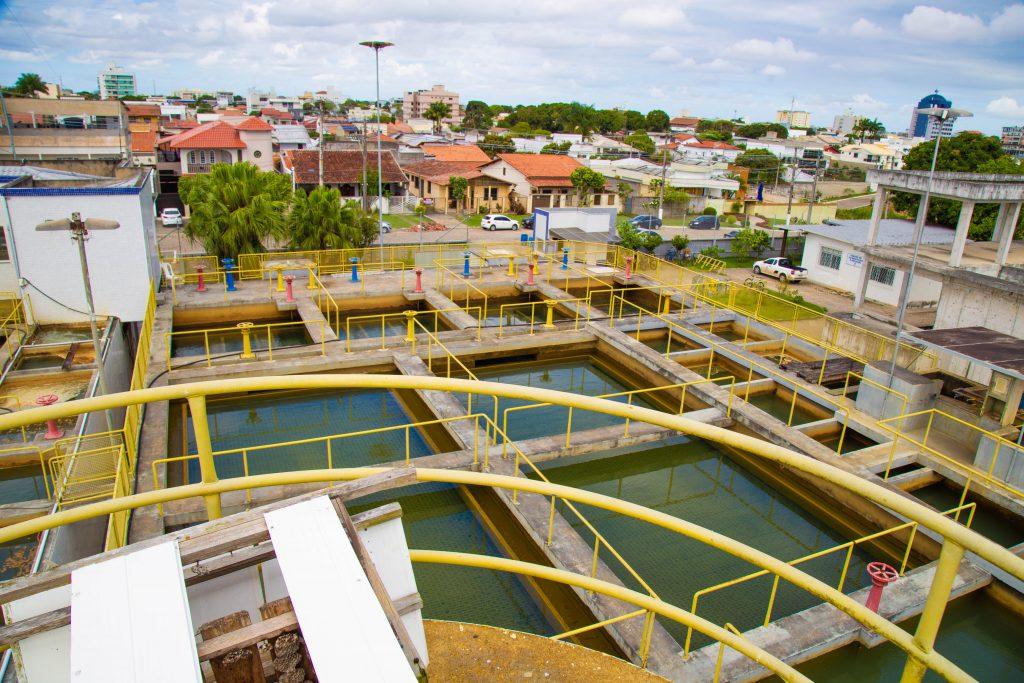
[753,257,807,283]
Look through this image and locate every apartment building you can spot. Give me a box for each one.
[402,85,462,126]
[97,64,137,100]
[1002,126,1023,159]
[776,109,811,129]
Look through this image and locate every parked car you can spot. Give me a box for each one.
[629,214,663,230]
[688,215,719,230]
[723,230,740,239]
[481,214,519,231]
[522,215,535,230]
[379,220,392,234]
[753,257,807,282]
[159,208,183,227]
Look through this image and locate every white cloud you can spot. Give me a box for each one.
[760,64,785,76]
[900,5,986,41]
[0,48,47,62]
[648,45,683,62]
[986,96,1024,118]
[648,86,666,100]
[733,37,815,62]
[619,6,686,29]
[990,4,1024,38]
[849,18,883,38]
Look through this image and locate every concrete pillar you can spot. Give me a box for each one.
[911,193,930,245]
[895,266,912,310]
[947,200,974,267]
[996,202,1021,267]
[992,203,1010,244]
[853,257,871,308]
[865,187,888,246]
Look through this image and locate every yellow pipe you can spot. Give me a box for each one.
[900,540,965,683]
[185,395,222,519]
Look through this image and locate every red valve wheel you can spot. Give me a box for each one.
[867,561,899,586]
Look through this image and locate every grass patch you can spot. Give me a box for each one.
[383,214,423,229]
[710,286,826,320]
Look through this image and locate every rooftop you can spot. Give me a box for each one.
[492,153,582,186]
[802,219,954,247]
[163,121,247,149]
[288,149,406,185]
[421,144,490,162]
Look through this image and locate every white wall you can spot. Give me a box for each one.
[801,234,942,307]
[1,178,158,323]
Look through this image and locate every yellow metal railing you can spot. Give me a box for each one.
[343,306,483,352]
[878,408,1024,502]
[682,502,977,656]
[0,443,52,499]
[495,297,591,337]
[164,319,327,370]
[502,376,737,454]
[693,253,727,273]
[433,259,490,322]
[612,296,852,452]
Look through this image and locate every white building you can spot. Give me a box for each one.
[97,64,136,100]
[0,169,159,323]
[832,111,865,135]
[800,219,950,307]
[776,110,811,129]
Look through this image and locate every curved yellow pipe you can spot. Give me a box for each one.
[409,549,811,682]
[0,467,974,682]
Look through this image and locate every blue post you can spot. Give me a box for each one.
[221,258,236,292]
[350,257,359,283]
[562,247,570,270]
[463,251,471,277]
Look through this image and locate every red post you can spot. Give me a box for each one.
[414,268,424,293]
[284,275,297,303]
[865,562,899,613]
[195,265,206,293]
[36,394,63,440]
[527,262,536,286]
[624,256,633,280]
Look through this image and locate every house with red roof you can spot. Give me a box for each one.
[283,150,408,198]
[669,116,702,134]
[402,158,514,213]
[157,116,274,176]
[260,107,295,125]
[677,138,742,162]
[478,153,617,211]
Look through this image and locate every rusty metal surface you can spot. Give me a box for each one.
[908,326,1024,375]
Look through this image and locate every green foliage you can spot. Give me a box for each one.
[365,167,393,197]
[180,163,292,258]
[647,178,689,210]
[624,130,655,155]
[597,109,626,133]
[196,104,213,113]
[541,141,572,154]
[732,228,772,259]
[463,100,493,130]
[482,134,516,155]
[570,167,606,206]
[286,186,378,250]
[641,231,663,253]
[11,73,46,97]
[852,118,885,142]
[702,207,717,216]
[424,101,451,133]
[733,148,780,185]
[616,221,645,251]
[671,234,690,252]
[616,181,632,207]
[624,110,646,131]
[645,109,670,132]
[700,245,724,260]
[696,119,735,141]
[448,176,468,211]
[734,122,788,140]
[892,132,1021,239]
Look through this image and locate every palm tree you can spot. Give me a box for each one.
[180,163,292,258]
[286,186,378,250]
[424,101,451,135]
[12,73,46,98]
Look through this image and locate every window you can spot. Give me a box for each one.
[188,151,196,164]
[819,246,842,270]
[488,187,497,200]
[870,265,896,286]
[253,150,262,158]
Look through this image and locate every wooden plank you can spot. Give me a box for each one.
[0,469,416,605]
[197,612,299,662]
[0,605,69,647]
[265,496,416,682]
[70,541,202,682]
[259,598,316,683]
[199,611,266,683]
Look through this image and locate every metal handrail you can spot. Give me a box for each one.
[164,319,327,370]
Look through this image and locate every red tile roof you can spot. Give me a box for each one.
[126,104,161,118]
[690,140,740,151]
[493,153,583,187]
[165,121,246,149]
[402,159,505,184]
[422,144,490,162]
[670,116,701,126]
[235,116,274,131]
[166,118,200,129]
[289,150,406,185]
[388,122,414,135]
[216,107,246,116]
[261,107,293,120]
[130,130,158,154]
[673,133,697,143]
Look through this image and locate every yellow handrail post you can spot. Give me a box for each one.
[639,610,655,668]
[544,299,557,329]
[273,265,285,292]
[507,256,516,278]
[307,265,318,290]
[236,322,255,360]
[187,395,222,520]
[900,540,965,683]
[404,310,416,343]
[547,496,556,546]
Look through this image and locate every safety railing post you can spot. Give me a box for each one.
[237,322,255,360]
[187,395,222,520]
[900,540,965,683]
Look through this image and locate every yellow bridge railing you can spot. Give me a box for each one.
[343,306,483,352]
[164,319,327,371]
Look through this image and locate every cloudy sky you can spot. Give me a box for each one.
[1,0,1022,134]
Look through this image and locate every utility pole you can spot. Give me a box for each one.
[0,90,17,160]
[317,105,324,188]
[657,151,668,220]
[360,118,368,212]
[805,156,820,224]
[360,40,394,268]
[784,151,796,226]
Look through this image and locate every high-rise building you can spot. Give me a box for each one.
[97,64,137,100]
[402,84,462,125]
[1001,126,1024,159]
[908,91,954,139]
[775,109,811,129]
[832,111,865,135]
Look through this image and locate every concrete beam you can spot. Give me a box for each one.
[866,188,887,246]
[947,200,974,267]
[853,257,872,309]
[867,170,1024,202]
[996,202,1022,267]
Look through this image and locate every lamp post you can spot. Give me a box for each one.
[36,213,118,433]
[887,106,972,385]
[360,40,394,269]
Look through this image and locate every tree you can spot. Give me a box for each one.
[641,231,663,253]
[647,178,689,212]
[624,130,655,155]
[12,73,46,98]
[570,167,606,206]
[616,181,633,208]
[481,134,515,156]
[424,101,451,134]
[448,176,468,212]
[735,122,788,140]
[733,148,781,185]
[314,99,336,113]
[696,119,736,142]
[365,167,393,198]
[892,132,1017,238]
[616,221,645,251]
[852,118,885,142]
[623,110,646,131]
[196,104,214,113]
[732,228,772,259]
[180,163,292,258]
[597,109,626,133]
[541,141,571,154]
[463,100,493,130]
[286,186,377,250]
[645,109,670,132]
[671,234,690,252]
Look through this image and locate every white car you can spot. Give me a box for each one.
[753,257,807,283]
[481,214,519,231]
[160,208,183,227]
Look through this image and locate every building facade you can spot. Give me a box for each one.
[832,112,865,135]
[909,91,954,139]
[402,85,462,126]
[775,110,811,129]
[97,64,137,100]
[1002,126,1023,159]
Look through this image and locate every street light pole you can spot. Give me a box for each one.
[360,40,394,268]
[886,107,971,385]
